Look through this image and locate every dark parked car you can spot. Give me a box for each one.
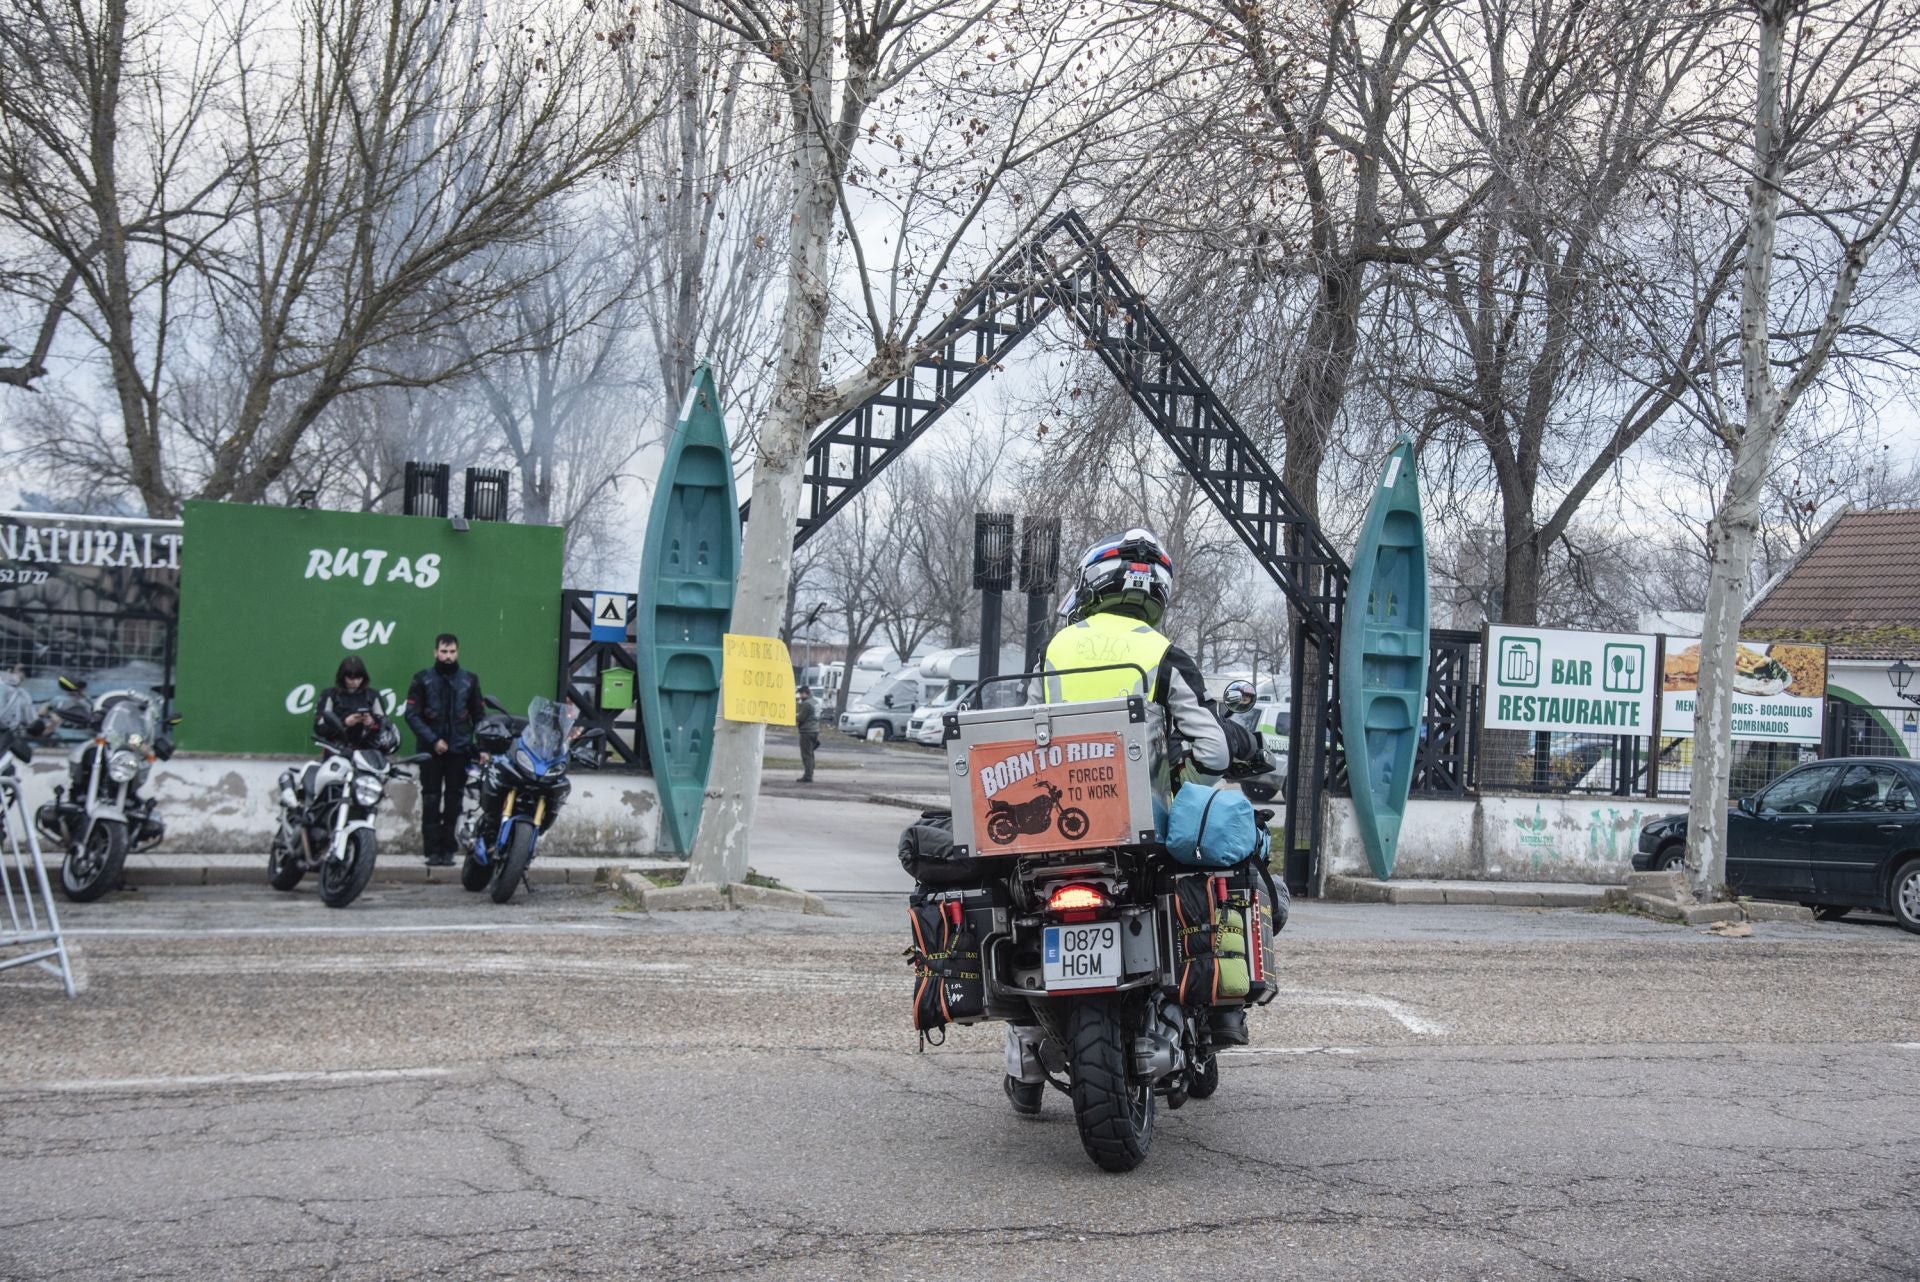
[1635,758,1920,933]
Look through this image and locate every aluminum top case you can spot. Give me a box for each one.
[942,693,1169,859]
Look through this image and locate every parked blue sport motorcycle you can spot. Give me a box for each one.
[459,696,603,903]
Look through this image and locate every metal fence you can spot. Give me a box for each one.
[1825,702,1920,760]
[0,607,175,707]
[557,590,647,773]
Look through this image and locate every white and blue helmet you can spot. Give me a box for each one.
[1068,528,1174,627]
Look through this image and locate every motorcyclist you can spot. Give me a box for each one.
[1221,679,1260,735]
[1005,528,1269,1114]
[1039,528,1260,772]
[314,657,395,753]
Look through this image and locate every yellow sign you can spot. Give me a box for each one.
[722,633,797,725]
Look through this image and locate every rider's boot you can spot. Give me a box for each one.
[1207,1005,1250,1047]
[1003,1024,1046,1116]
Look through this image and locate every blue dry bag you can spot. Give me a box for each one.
[1165,784,1267,868]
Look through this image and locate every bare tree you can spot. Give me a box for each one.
[684,0,1201,881]
[812,490,899,718]
[455,218,653,537]
[1686,0,1920,899]
[1398,0,1738,624]
[623,5,788,441]
[0,0,242,507]
[0,0,652,515]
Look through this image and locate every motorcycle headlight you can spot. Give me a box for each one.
[107,749,140,783]
[351,772,384,807]
[514,745,538,775]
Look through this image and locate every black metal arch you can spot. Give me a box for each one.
[750,210,1350,889]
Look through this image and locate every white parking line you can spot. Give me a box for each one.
[1218,1046,1362,1057]
[1896,1043,1920,1051]
[23,1066,454,1094]
[63,922,632,938]
[1270,988,1449,1036]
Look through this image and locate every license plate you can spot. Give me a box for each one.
[1042,922,1121,991]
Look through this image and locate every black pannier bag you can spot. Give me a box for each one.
[1170,873,1250,1007]
[906,893,986,1043]
[1222,852,1286,1005]
[897,809,991,887]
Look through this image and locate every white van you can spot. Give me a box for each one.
[838,646,1023,741]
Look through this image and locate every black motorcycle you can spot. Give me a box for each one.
[460,696,603,903]
[986,780,1090,845]
[913,668,1282,1173]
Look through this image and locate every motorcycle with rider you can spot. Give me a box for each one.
[900,528,1286,1171]
[269,657,423,908]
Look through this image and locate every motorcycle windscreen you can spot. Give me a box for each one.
[966,732,1132,855]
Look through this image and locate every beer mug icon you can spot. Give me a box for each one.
[1500,638,1540,686]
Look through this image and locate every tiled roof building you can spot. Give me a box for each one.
[1745,508,1920,657]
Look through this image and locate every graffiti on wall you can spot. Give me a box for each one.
[1506,801,1647,870]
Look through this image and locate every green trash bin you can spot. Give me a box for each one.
[599,667,634,711]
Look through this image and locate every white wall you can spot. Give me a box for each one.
[15,753,660,856]
[1325,794,1685,883]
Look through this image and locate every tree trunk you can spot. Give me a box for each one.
[1277,262,1362,522]
[1500,524,1542,626]
[86,0,169,516]
[1685,1,1789,901]
[687,15,841,885]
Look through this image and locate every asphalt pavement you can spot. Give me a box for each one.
[3,756,1919,1280]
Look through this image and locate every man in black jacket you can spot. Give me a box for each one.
[404,634,484,866]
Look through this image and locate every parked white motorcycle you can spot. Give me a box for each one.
[34,684,176,902]
[269,727,425,909]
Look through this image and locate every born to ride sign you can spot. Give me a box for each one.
[1482,625,1658,735]
[966,731,1133,857]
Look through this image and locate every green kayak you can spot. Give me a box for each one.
[1338,440,1429,879]
[636,364,739,854]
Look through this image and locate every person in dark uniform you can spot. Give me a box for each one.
[404,634,484,866]
[794,686,819,783]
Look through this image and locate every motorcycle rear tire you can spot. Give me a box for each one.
[1187,1052,1220,1100]
[460,851,491,892]
[61,819,128,903]
[267,823,304,891]
[489,822,535,904]
[986,812,1018,846]
[1066,997,1155,1172]
[320,829,377,909]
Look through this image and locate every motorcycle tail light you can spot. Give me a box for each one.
[1047,883,1107,919]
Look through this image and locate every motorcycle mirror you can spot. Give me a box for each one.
[483,695,508,712]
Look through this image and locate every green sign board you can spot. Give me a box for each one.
[175,501,563,755]
[1483,625,1656,734]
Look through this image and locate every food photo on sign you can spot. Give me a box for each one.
[1660,638,1827,742]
